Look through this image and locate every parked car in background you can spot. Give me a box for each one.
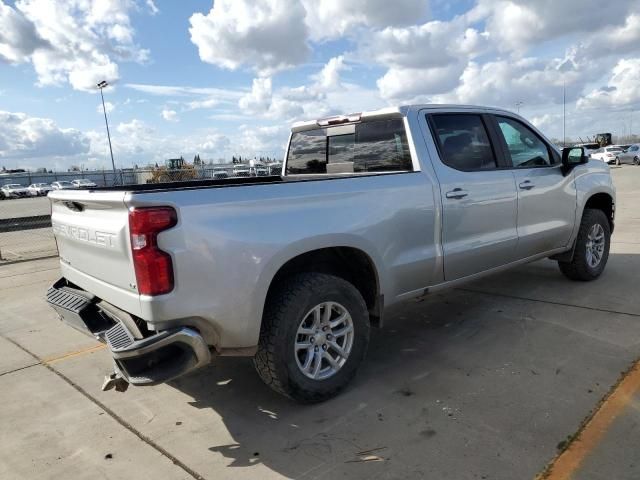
[213,167,229,179]
[28,183,53,196]
[51,181,75,190]
[71,179,98,189]
[590,146,624,164]
[617,144,640,165]
[233,165,251,177]
[46,104,616,403]
[1,183,30,199]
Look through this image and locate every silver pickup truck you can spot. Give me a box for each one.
[46,105,615,402]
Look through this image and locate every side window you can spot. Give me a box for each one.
[286,129,327,174]
[496,117,552,167]
[430,114,497,171]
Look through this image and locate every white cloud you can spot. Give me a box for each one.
[97,101,115,114]
[186,98,219,110]
[362,20,488,70]
[199,133,231,153]
[0,1,46,63]
[146,0,159,16]
[237,56,363,120]
[471,0,634,54]
[239,77,273,113]
[0,0,150,91]
[313,55,347,90]
[161,108,179,122]
[0,110,90,168]
[578,58,640,110]
[377,64,465,102]
[237,124,289,157]
[189,0,310,74]
[301,0,427,40]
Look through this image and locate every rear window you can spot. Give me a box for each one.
[286,118,413,175]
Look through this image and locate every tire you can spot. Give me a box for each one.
[634,157,639,166]
[254,273,370,403]
[558,209,610,281]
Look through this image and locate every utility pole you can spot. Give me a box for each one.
[97,80,117,184]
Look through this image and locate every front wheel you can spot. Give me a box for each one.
[558,209,610,281]
[634,157,639,166]
[254,273,370,403]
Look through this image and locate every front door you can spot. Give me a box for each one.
[427,113,519,281]
[493,115,576,259]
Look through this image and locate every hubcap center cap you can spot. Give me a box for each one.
[314,332,327,345]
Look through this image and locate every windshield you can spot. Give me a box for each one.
[58,181,73,186]
[5,184,22,188]
[607,147,622,152]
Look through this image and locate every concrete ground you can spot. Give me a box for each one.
[1,167,639,480]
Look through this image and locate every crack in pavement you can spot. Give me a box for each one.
[0,362,41,377]
[456,287,640,318]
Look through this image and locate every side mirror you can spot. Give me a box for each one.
[561,147,587,175]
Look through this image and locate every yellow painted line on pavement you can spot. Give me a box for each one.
[42,343,106,364]
[540,359,640,480]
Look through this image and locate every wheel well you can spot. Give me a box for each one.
[266,247,383,326]
[584,193,614,232]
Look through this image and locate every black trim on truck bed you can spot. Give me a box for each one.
[95,175,284,192]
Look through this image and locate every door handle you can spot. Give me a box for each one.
[519,181,535,190]
[445,188,468,199]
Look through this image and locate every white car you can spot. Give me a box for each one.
[233,166,251,177]
[590,146,624,164]
[213,168,229,179]
[71,179,98,189]
[28,183,53,196]
[1,183,30,199]
[51,181,75,190]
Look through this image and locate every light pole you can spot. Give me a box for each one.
[563,82,566,147]
[515,101,523,114]
[97,80,117,184]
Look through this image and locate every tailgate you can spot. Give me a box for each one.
[50,190,137,293]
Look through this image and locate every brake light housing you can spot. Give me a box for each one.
[129,207,177,296]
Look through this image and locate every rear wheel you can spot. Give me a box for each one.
[254,273,370,403]
[558,209,610,281]
[634,156,639,166]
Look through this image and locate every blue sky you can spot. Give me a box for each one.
[1,0,639,170]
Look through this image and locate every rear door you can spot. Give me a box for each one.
[492,115,576,259]
[426,113,519,281]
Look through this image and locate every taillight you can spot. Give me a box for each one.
[129,207,177,296]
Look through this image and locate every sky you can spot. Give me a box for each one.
[1,0,639,171]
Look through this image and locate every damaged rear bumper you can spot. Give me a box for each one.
[46,278,212,386]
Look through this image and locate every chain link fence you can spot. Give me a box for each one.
[0,163,282,263]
